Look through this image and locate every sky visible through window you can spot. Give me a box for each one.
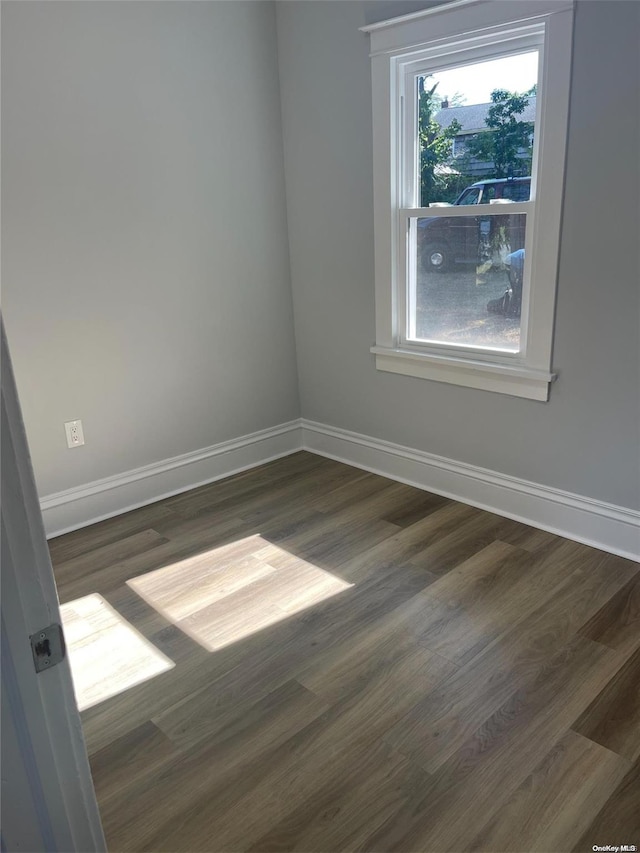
[430,51,538,106]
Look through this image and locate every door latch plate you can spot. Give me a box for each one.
[30,623,66,673]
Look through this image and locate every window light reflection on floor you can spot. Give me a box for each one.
[127,534,354,652]
[59,593,175,711]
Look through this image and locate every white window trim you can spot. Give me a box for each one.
[362,0,574,401]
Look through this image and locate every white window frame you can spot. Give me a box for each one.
[363,0,574,401]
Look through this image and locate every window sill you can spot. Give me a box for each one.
[370,346,556,401]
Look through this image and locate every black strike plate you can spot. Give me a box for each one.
[30,623,66,673]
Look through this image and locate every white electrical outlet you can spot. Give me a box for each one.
[64,419,85,448]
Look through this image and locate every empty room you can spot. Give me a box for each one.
[1,0,639,851]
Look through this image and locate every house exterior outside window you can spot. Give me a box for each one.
[439,98,537,177]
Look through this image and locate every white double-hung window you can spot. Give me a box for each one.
[364,0,574,400]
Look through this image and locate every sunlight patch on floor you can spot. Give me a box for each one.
[127,535,354,652]
[60,593,174,711]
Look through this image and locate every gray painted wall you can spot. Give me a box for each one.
[2,1,299,497]
[2,0,638,514]
[276,0,640,510]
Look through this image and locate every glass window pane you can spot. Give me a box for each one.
[418,51,538,207]
[410,213,526,351]
[456,187,481,205]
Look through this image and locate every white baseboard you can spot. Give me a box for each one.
[41,415,639,562]
[301,419,640,562]
[41,420,303,538]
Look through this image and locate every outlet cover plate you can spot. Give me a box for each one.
[64,419,85,448]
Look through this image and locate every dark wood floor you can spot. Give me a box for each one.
[49,451,640,853]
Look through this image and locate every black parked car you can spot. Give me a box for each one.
[419,177,531,273]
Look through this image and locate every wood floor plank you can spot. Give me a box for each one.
[246,746,428,853]
[275,516,402,568]
[160,451,331,517]
[495,517,566,555]
[297,593,456,703]
[55,512,255,603]
[126,533,279,621]
[133,551,278,622]
[47,502,179,564]
[379,488,451,528]
[139,508,252,548]
[466,730,630,852]
[47,453,638,853]
[156,459,365,541]
[59,594,175,712]
[572,761,640,852]
[101,583,195,643]
[175,557,352,651]
[154,676,329,756]
[408,506,525,576]
[140,646,455,852]
[235,463,374,528]
[572,646,640,762]
[89,720,177,805]
[78,558,432,755]
[333,499,479,584]
[103,582,217,666]
[414,539,542,664]
[136,735,399,853]
[98,682,332,851]
[578,572,640,657]
[264,481,406,567]
[147,565,435,749]
[384,546,637,774]
[367,636,622,853]
[303,470,402,514]
[54,528,169,591]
